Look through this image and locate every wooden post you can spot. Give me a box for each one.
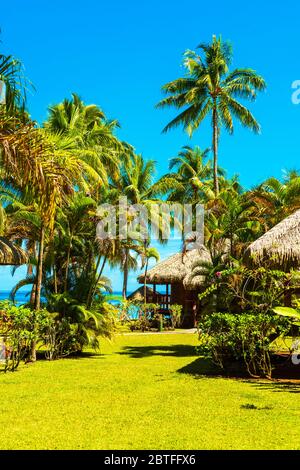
[153,284,156,303]
[166,283,169,309]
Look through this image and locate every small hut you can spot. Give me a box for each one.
[0,237,27,265]
[138,246,211,326]
[244,209,300,270]
[127,286,165,304]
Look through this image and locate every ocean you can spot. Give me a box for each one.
[0,291,31,305]
[0,291,124,306]
[0,291,144,319]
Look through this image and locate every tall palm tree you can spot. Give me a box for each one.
[0,52,31,114]
[45,93,106,134]
[157,35,266,194]
[109,153,168,298]
[0,115,84,360]
[205,186,263,258]
[159,145,220,204]
[58,193,97,292]
[251,175,300,228]
[115,152,157,204]
[142,245,160,303]
[44,93,124,188]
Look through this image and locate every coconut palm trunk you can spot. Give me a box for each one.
[86,255,107,308]
[212,105,219,195]
[35,224,45,310]
[86,254,101,307]
[64,235,73,292]
[143,258,149,305]
[29,285,36,307]
[53,262,58,294]
[30,223,45,362]
[122,248,129,299]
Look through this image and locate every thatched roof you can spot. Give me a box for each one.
[0,237,28,265]
[127,286,164,302]
[244,209,300,269]
[138,246,211,290]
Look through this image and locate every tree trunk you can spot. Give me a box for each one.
[87,255,107,308]
[212,105,219,195]
[53,262,58,294]
[86,254,101,308]
[35,224,45,310]
[30,284,36,307]
[31,224,45,362]
[64,236,72,292]
[144,259,148,305]
[122,249,129,299]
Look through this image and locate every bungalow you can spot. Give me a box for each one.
[138,246,211,327]
[127,286,166,306]
[244,209,300,270]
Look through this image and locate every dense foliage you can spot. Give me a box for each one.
[198,312,289,378]
[0,36,298,377]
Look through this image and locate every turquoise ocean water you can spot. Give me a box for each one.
[0,291,124,306]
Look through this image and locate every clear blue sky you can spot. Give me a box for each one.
[1,0,300,292]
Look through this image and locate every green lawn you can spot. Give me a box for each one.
[1,332,300,450]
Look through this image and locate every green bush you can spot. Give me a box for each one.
[169,304,183,328]
[0,301,49,371]
[44,293,118,358]
[129,303,160,331]
[198,312,289,378]
[130,316,151,332]
[198,265,300,315]
[0,294,119,370]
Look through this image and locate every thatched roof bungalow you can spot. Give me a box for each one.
[127,286,165,304]
[244,209,300,270]
[138,246,211,326]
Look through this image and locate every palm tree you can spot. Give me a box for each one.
[45,93,106,134]
[44,93,124,189]
[205,186,263,258]
[142,245,160,303]
[3,186,41,306]
[59,193,97,292]
[109,153,169,297]
[251,175,300,228]
[157,35,266,194]
[0,115,84,360]
[159,145,222,204]
[0,52,31,114]
[114,152,157,204]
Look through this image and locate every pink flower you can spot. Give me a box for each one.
[215,271,222,278]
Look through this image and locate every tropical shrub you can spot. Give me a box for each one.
[119,299,139,322]
[273,301,300,353]
[130,316,151,332]
[198,265,300,315]
[128,303,162,331]
[0,301,49,371]
[44,293,117,357]
[198,313,289,378]
[39,314,78,360]
[169,304,183,328]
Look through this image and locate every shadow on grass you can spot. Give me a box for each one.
[35,350,105,361]
[248,380,300,394]
[178,356,300,393]
[119,344,197,358]
[178,357,238,378]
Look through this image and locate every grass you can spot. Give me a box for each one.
[1,332,300,449]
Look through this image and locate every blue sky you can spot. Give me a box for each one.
[1,0,300,292]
